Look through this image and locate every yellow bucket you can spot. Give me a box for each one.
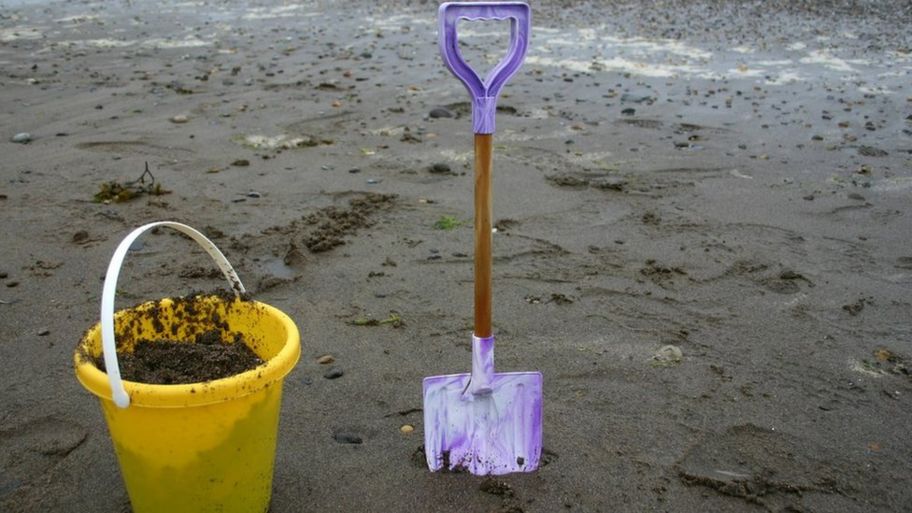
[74,222,301,513]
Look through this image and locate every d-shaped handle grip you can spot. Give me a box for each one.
[438,2,531,134]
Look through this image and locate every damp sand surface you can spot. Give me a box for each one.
[1,1,911,512]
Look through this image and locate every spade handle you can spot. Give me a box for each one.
[474,134,493,337]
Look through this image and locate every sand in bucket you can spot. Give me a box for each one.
[74,222,300,513]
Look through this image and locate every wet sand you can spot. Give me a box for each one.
[1,1,911,511]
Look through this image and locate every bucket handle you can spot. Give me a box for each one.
[101,221,246,408]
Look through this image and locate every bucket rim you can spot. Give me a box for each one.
[74,298,301,408]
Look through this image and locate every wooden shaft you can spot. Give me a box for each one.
[474,134,493,338]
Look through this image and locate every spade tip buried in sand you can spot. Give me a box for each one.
[422,1,543,476]
[423,336,543,475]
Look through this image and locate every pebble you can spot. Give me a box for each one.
[429,107,455,119]
[428,163,452,175]
[6,281,19,288]
[652,345,683,366]
[333,431,362,444]
[621,108,636,116]
[317,354,335,365]
[620,93,654,104]
[858,146,888,157]
[0,271,7,279]
[231,159,250,167]
[11,132,31,144]
[366,178,381,185]
[37,328,50,336]
[170,114,189,124]
[324,367,344,379]
[247,191,262,198]
[72,230,89,243]
[400,424,414,434]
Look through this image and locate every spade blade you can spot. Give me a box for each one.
[423,370,542,475]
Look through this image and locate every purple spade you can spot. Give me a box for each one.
[423,2,542,476]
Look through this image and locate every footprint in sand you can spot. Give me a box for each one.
[0,417,87,500]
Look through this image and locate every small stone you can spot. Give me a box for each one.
[170,114,189,124]
[231,159,250,167]
[620,108,636,116]
[803,194,815,201]
[324,367,344,379]
[72,230,89,244]
[11,132,31,144]
[858,146,888,157]
[400,424,414,434]
[652,345,683,367]
[348,168,361,174]
[317,354,335,365]
[360,51,372,59]
[429,107,454,119]
[366,178,381,185]
[333,431,362,444]
[620,93,654,104]
[37,328,50,336]
[247,191,262,198]
[6,281,19,288]
[428,163,451,174]
[0,271,7,279]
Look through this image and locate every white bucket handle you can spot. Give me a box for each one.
[101,221,246,409]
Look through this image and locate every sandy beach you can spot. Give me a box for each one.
[1,0,911,511]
